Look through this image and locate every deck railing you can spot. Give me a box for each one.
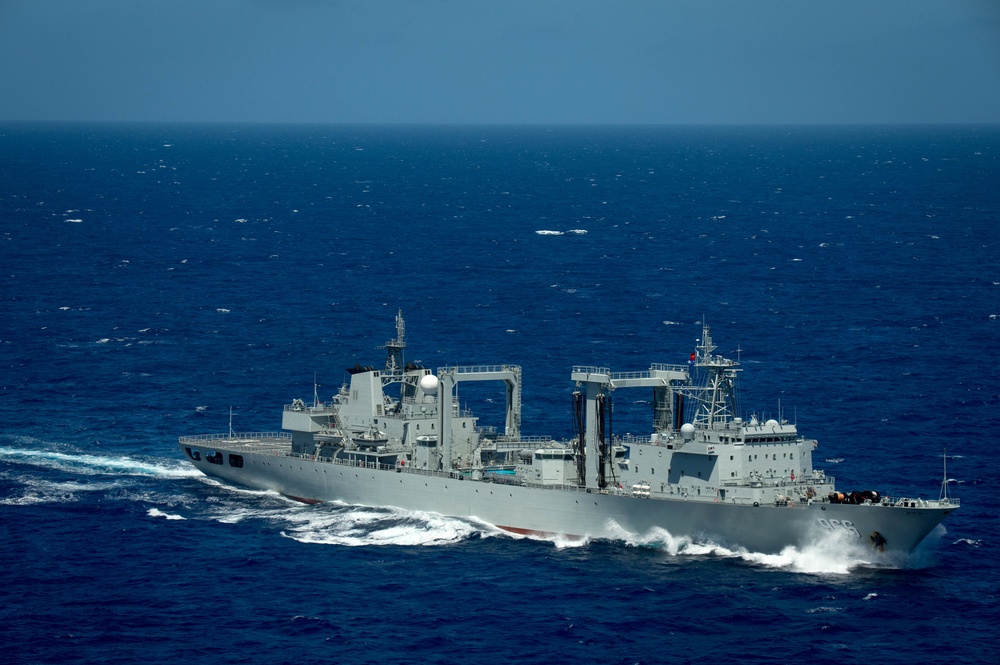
[180,433,959,509]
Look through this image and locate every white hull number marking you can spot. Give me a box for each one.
[818,518,861,538]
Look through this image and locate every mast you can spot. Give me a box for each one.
[939,449,951,502]
[692,323,740,429]
[381,309,406,381]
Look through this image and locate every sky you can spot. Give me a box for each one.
[1,0,999,125]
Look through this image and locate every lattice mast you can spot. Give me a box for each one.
[692,323,741,429]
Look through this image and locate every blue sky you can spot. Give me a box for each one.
[1,0,998,124]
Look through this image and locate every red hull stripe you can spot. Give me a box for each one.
[496,525,585,541]
[285,495,322,505]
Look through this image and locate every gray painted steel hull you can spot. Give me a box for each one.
[183,446,952,554]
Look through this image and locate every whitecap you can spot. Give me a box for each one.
[598,520,895,575]
[730,533,877,575]
[535,230,564,235]
[805,606,845,614]
[148,508,186,520]
[546,533,591,549]
[0,474,130,505]
[196,479,298,508]
[954,538,981,547]
[0,446,203,480]
[0,491,68,506]
[275,504,489,547]
[606,523,699,555]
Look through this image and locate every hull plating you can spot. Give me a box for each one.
[184,448,951,554]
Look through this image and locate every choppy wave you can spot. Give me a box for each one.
[148,507,186,520]
[599,521,913,575]
[954,538,982,548]
[278,505,494,547]
[0,477,98,505]
[0,445,201,479]
[731,534,885,575]
[535,229,587,236]
[188,486,502,547]
[0,444,205,506]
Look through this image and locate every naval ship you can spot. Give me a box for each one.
[179,312,958,554]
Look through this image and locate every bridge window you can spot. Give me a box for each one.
[228,454,244,468]
[185,447,201,461]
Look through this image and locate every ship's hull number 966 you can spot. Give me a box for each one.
[817,518,861,538]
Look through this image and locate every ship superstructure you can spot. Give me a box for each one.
[179,312,957,553]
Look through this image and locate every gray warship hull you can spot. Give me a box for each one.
[179,436,952,554]
[179,313,958,554]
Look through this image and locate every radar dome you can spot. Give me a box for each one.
[419,374,439,395]
[765,419,779,427]
[680,423,696,441]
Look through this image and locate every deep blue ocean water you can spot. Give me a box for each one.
[1,123,998,664]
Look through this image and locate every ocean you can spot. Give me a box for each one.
[1,123,997,664]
